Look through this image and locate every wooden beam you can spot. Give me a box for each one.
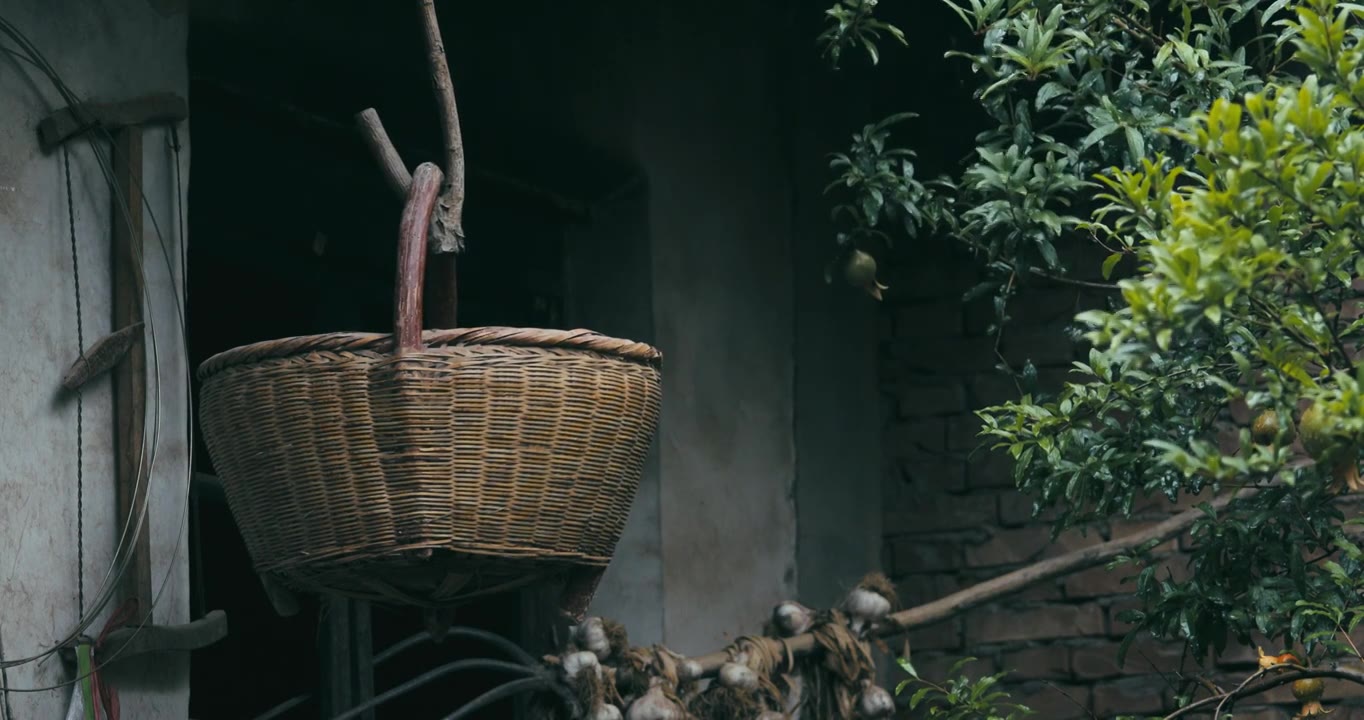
[38,93,187,152]
[111,127,154,619]
[98,610,229,663]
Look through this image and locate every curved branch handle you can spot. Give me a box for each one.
[355,0,465,329]
[395,163,446,353]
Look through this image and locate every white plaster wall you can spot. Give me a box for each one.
[0,0,190,717]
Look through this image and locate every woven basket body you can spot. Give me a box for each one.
[197,327,662,605]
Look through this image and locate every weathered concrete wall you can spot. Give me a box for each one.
[520,2,803,654]
[786,8,885,610]
[632,4,799,656]
[552,0,882,653]
[0,0,190,717]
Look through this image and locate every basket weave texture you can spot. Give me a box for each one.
[198,326,662,604]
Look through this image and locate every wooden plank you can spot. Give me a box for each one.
[111,126,153,619]
[38,93,187,152]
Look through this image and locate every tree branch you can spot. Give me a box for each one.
[943,232,1122,292]
[1028,267,1122,291]
[355,108,412,199]
[1213,665,1272,719]
[1164,665,1364,718]
[417,0,466,252]
[681,487,1253,680]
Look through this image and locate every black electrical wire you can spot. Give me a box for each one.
[439,677,553,720]
[63,144,86,619]
[329,660,540,720]
[418,628,540,667]
[251,624,553,720]
[251,695,310,720]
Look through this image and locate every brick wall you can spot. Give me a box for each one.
[878,245,1362,719]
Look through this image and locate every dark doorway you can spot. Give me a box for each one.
[184,4,595,717]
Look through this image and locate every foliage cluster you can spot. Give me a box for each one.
[821,0,1364,712]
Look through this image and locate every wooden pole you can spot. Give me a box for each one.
[110,126,153,618]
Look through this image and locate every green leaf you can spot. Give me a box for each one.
[1036,81,1069,109]
[1261,0,1290,24]
[1323,560,1349,580]
[1116,630,1137,668]
[819,0,1364,686]
[1102,252,1123,280]
[1080,123,1120,150]
[948,656,978,677]
[1124,126,1147,161]
[899,656,920,679]
[1038,240,1059,268]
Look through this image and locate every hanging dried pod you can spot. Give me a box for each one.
[590,703,624,720]
[627,682,686,720]
[574,618,613,661]
[768,601,815,638]
[855,680,894,718]
[718,662,760,691]
[563,650,602,682]
[841,573,898,636]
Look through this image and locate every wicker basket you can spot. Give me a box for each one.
[197,165,662,607]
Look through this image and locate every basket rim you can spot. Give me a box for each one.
[197,325,662,378]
